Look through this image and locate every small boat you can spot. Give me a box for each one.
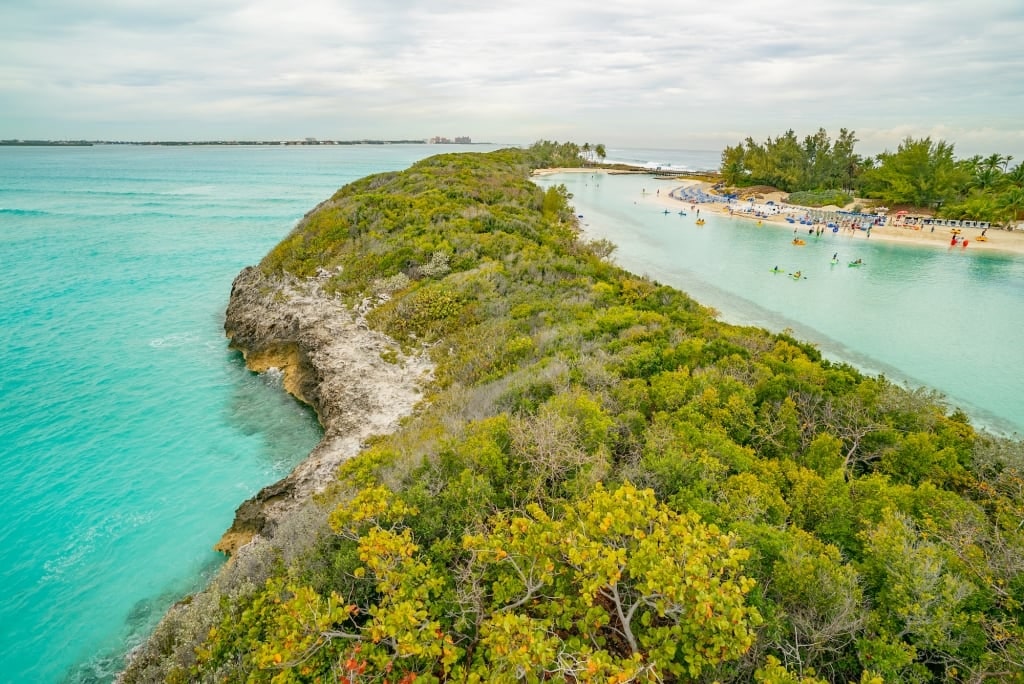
[663,209,670,214]
[756,220,763,226]
[678,211,687,216]
[848,260,865,267]
[792,239,806,245]
[696,219,705,225]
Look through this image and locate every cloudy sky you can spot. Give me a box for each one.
[2,0,1022,158]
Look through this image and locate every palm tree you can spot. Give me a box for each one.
[595,143,606,164]
[973,166,1002,191]
[581,142,592,166]
[997,187,1024,228]
[1003,162,1024,189]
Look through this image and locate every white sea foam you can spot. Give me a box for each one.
[149,332,198,348]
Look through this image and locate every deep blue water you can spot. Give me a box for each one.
[535,172,1024,436]
[0,143,496,683]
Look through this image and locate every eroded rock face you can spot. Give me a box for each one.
[217,266,432,554]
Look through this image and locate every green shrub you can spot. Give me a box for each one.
[786,189,853,207]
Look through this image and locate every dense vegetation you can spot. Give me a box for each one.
[720,130,1024,225]
[782,190,854,209]
[125,145,1024,683]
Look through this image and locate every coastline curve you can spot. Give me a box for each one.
[216,265,433,554]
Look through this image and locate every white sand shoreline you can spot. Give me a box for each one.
[534,168,1024,257]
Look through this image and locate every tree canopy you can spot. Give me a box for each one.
[124,144,1024,684]
[720,129,1023,224]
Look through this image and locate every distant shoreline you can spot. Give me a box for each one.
[0,139,494,147]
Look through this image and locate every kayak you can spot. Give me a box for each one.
[848,261,865,267]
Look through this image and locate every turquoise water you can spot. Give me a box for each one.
[0,143,495,683]
[5,144,1019,683]
[535,172,1024,436]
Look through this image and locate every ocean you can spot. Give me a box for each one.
[0,143,497,683]
[2,143,1020,683]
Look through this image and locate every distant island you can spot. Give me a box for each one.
[1,137,485,147]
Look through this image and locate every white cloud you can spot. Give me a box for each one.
[1,0,1022,158]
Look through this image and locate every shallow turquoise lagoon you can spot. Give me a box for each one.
[0,143,495,683]
[536,172,1024,436]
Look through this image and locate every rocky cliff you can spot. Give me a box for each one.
[215,265,432,554]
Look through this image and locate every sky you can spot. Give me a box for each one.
[2,0,1023,160]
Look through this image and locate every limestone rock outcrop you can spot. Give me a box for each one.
[216,266,431,554]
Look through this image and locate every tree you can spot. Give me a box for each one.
[863,137,968,208]
[983,152,1013,174]
[595,143,607,164]
[859,508,975,669]
[721,143,747,186]
[1004,161,1024,189]
[462,483,762,680]
[831,128,862,192]
[768,530,866,678]
[998,187,1024,227]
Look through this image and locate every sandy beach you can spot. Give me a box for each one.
[534,168,1024,257]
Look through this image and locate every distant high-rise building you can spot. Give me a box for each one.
[429,136,472,144]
